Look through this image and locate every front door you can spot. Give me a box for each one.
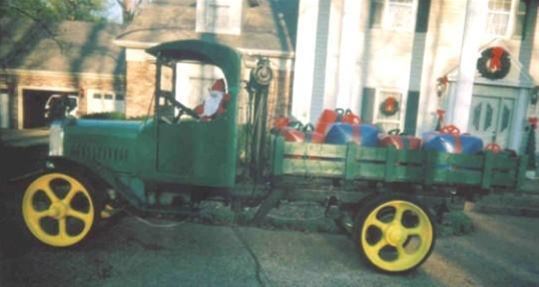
[468,95,515,148]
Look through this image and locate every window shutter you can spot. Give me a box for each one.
[404,91,419,135]
[361,87,376,123]
[415,0,431,33]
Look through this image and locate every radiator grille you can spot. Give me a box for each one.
[68,143,129,162]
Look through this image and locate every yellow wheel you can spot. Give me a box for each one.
[22,172,101,247]
[353,194,435,273]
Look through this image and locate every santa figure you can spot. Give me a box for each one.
[195,79,230,119]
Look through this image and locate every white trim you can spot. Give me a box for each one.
[0,68,122,81]
[126,48,156,62]
[114,39,159,49]
[371,0,418,33]
[17,85,79,129]
[195,0,242,35]
[445,39,536,88]
[115,39,295,59]
[237,48,295,59]
[373,88,406,131]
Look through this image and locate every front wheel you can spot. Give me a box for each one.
[21,171,103,247]
[353,193,435,273]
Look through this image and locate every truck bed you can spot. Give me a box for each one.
[271,136,528,191]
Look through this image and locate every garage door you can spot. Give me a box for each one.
[23,90,76,128]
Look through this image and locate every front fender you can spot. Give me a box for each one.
[11,156,144,207]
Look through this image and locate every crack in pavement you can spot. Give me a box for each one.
[231,226,270,287]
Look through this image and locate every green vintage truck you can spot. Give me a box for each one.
[19,40,528,273]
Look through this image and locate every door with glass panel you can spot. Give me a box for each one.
[468,95,515,148]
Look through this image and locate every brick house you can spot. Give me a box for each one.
[293,0,539,154]
[0,17,125,129]
[114,0,298,124]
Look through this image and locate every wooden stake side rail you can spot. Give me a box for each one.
[270,136,528,191]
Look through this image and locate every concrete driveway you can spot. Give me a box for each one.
[0,128,49,148]
[1,210,538,287]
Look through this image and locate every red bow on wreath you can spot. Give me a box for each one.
[489,47,505,71]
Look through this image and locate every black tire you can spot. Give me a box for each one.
[352,193,436,273]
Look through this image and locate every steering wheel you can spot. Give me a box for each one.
[161,94,200,122]
[485,143,501,154]
[288,121,304,130]
[388,128,401,136]
[440,125,460,135]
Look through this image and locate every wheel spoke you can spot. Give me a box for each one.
[58,218,67,239]
[396,244,407,257]
[41,185,59,203]
[393,204,405,224]
[34,209,53,219]
[63,187,79,204]
[371,218,389,231]
[405,227,421,237]
[366,238,387,255]
[67,209,92,225]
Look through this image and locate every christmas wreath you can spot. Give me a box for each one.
[476,47,510,80]
[379,96,400,116]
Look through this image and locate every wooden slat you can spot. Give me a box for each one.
[491,171,517,187]
[396,150,424,164]
[430,153,484,169]
[282,158,345,177]
[355,147,388,162]
[349,162,385,180]
[384,148,398,182]
[481,152,494,189]
[283,142,347,159]
[491,155,518,170]
[393,166,424,182]
[430,169,482,185]
[516,156,528,191]
[272,136,285,175]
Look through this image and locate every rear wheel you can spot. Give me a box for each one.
[353,193,435,273]
[21,171,103,247]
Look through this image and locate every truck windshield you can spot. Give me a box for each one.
[156,61,226,123]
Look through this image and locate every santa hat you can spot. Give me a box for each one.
[211,79,226,92]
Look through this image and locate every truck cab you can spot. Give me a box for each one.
[23,40,243,247]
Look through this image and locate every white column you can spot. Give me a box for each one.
[336,0,363,111]
[323,0,344,110]
[509,88,529,152]
[291,0,320,123]
[447,0,488,132]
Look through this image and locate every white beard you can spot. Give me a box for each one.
[201,91,224,117]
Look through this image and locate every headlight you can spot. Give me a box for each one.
[49,121,64,156]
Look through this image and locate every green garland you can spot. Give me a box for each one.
[379,97,400,116]
[476,47,510,80]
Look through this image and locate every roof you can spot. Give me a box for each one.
[0,17,125,75]
[115,0,298,55]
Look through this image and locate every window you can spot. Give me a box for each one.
[370,0,415,31]
[374,89,403,132]
[196,0,242,35]
[87,90,125,114]
[486,0,527,37]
